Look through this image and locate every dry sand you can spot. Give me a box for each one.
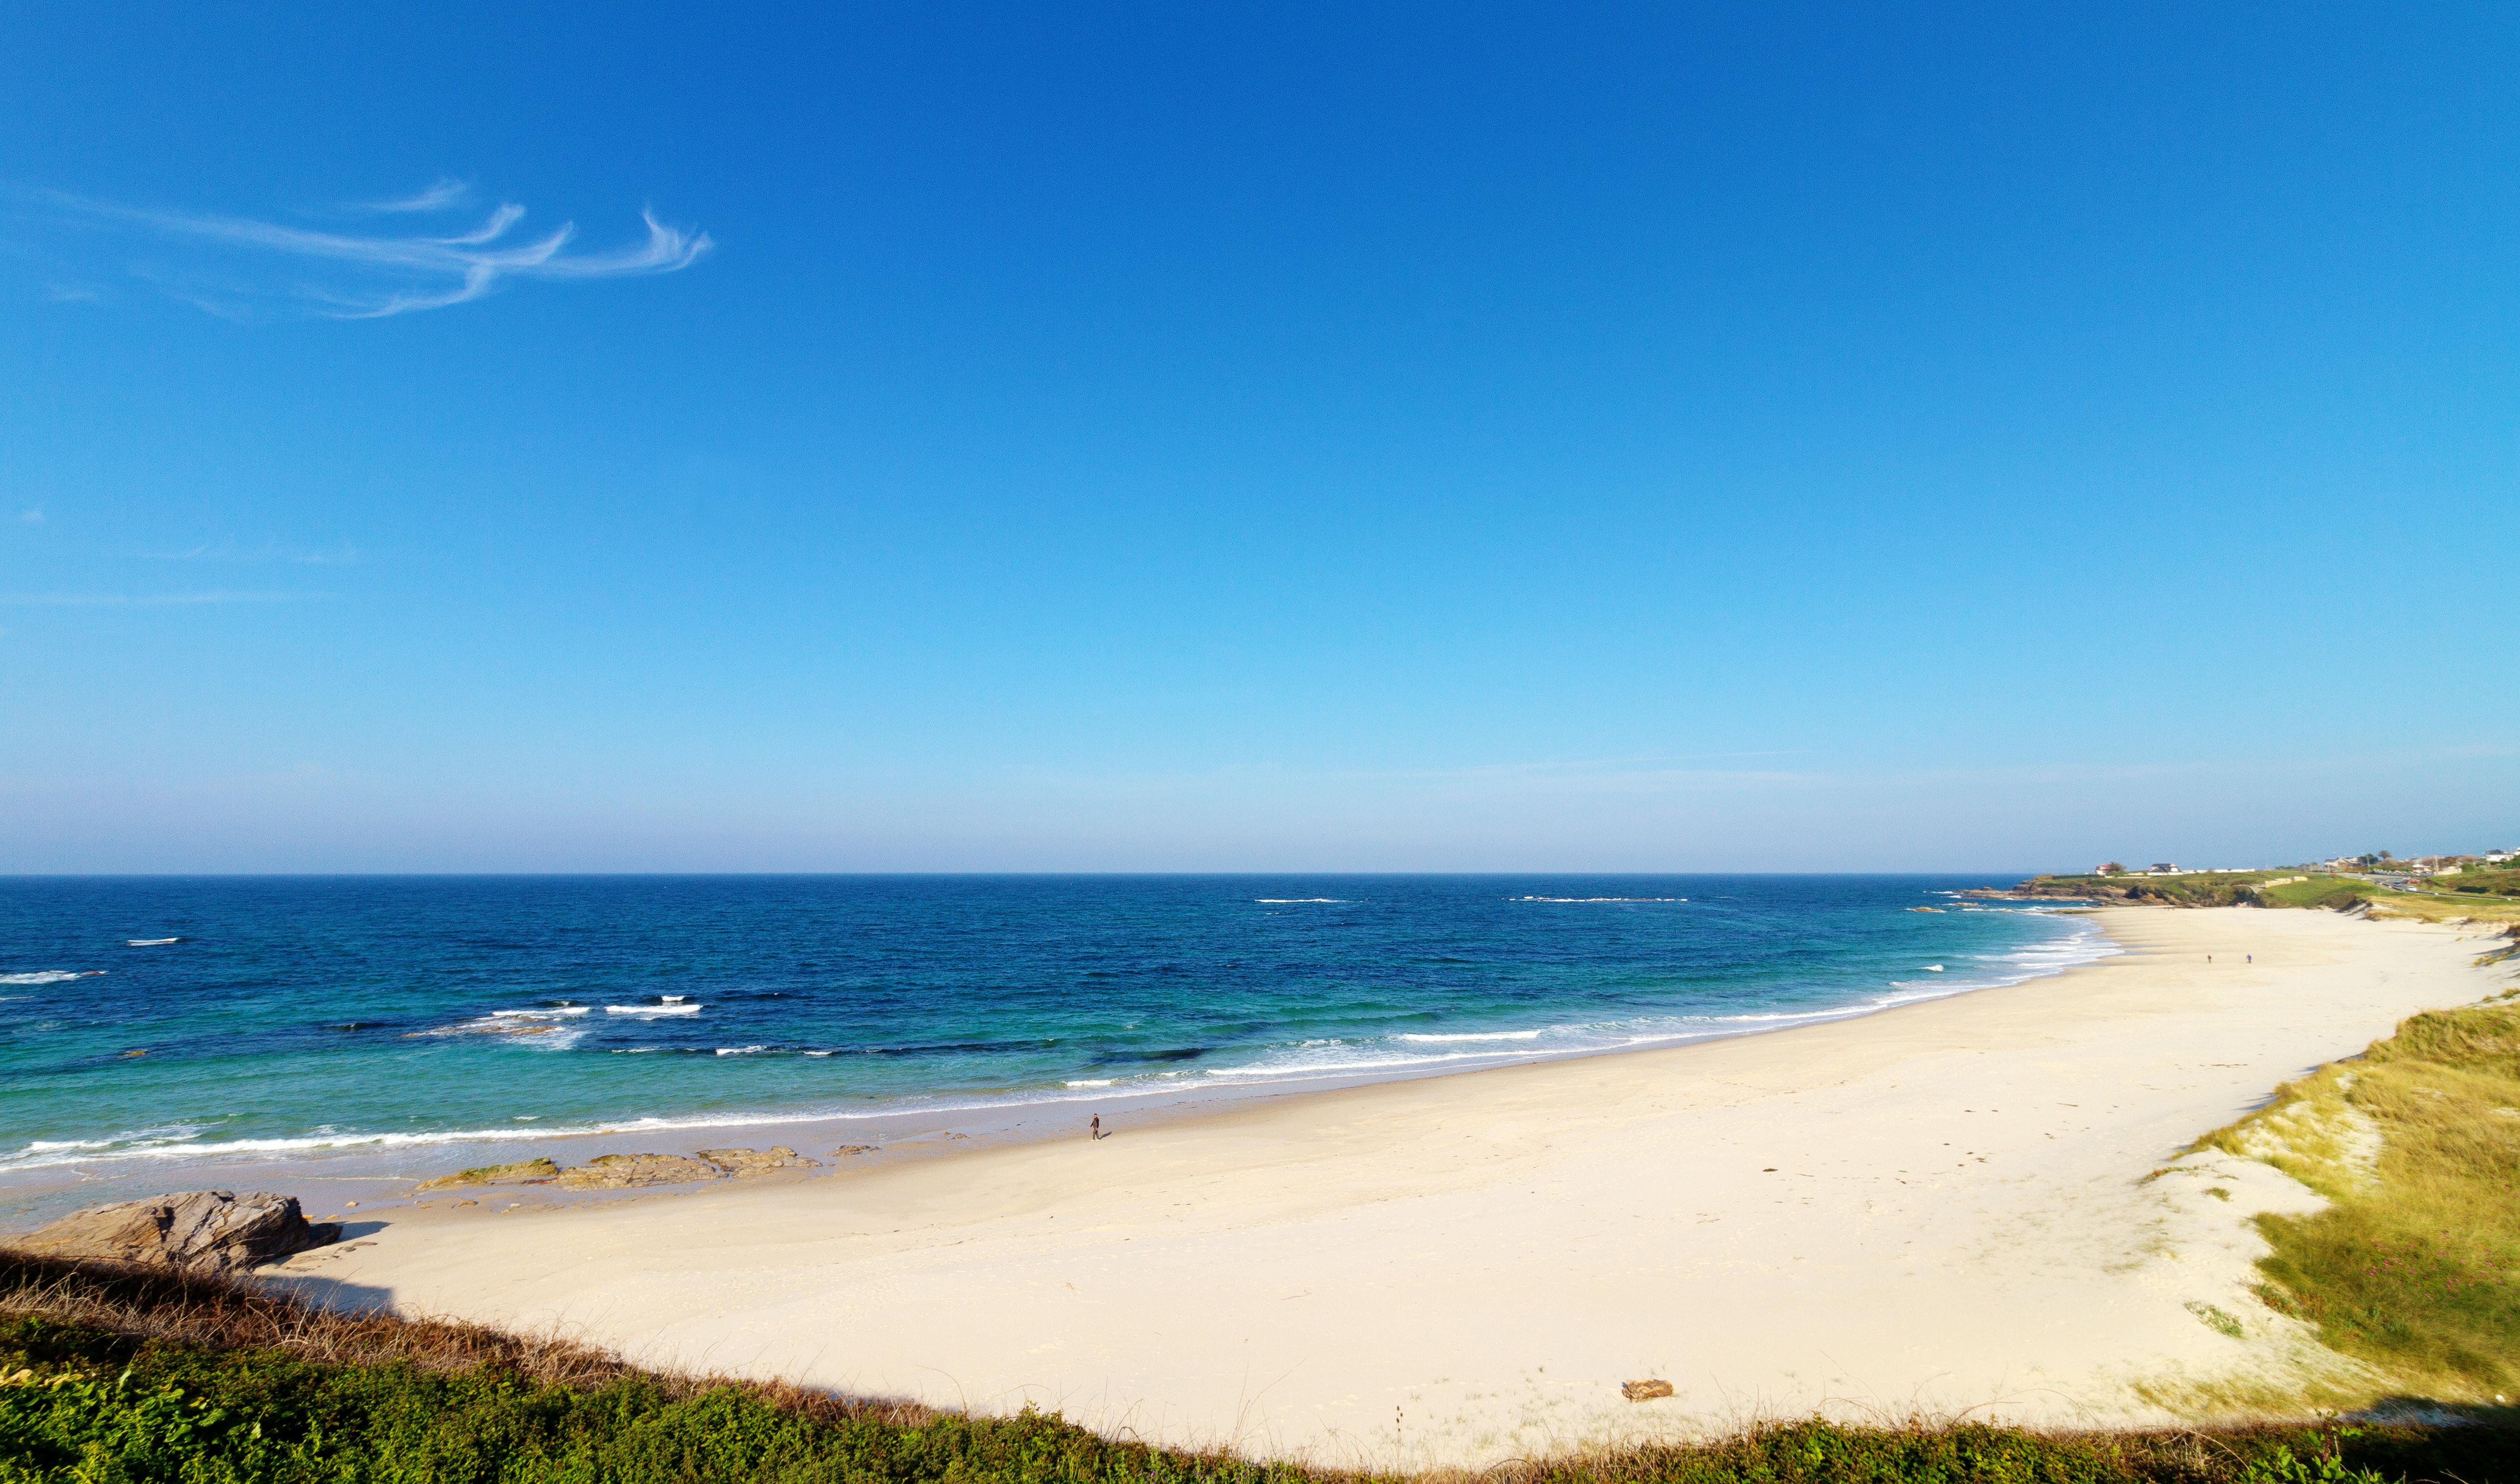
[274,908,2513,1467]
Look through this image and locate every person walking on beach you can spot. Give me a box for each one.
[1089,1114,1102,1140]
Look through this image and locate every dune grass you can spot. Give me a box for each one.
[3,1255,2514,1484]
[2193,997,2520,1399]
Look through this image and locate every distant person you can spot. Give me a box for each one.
[1090,1115,1102,1140]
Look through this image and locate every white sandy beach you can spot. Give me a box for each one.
[271,908,2510,1468]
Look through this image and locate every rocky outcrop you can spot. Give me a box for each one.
[550,1147,820,1188]
[553,1154,728,1189]
[414,1158,560,1193]
[1982,875,2270,907]
[9,1191,338,1273]
[695,1146,818,1175]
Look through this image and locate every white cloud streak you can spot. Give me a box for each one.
[140,540,358,566]
[41,187,710,318]
[362,178,472,212]
[0,591,327,607]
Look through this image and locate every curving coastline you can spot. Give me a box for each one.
[249,906,2510,1467]
[0,877,2113,1216]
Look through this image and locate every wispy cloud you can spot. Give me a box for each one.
[361,178,471,213]
[34,184,710,319]
[140,540,357,566]
[16,509,39,526]
[0,590,328,607]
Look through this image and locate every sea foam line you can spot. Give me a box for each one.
[3,907,2122,1177]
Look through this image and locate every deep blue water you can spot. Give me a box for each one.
[0,875,2101,1176]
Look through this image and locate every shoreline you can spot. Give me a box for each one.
[243,906,2511,1467]
[1,900,2118,1226]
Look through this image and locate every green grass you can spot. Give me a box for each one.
[2248,878,2374,912]
[2008,870,2520,925]
[2,1257,2515,1484]
[2194,999,2520,1398]
[2012,873,2308,909]
[2444,868,2520,899]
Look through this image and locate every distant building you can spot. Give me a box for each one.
[2094,862,2124,876]
[2149,863,2179,874]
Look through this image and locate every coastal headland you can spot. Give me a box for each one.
[253,907,2515,1468]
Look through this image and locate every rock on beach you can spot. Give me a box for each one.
[695,1146,819,1175]
[414,1158,560,1194]
[542,1147,819,1190]
[9,1191,339,1273]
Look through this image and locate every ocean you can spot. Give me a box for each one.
[0,874,2107,1219]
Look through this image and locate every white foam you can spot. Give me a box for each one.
[1395,1029,1545,1043]
[1065,1078,1114,1087]
[1254,898,1347,903]
[606,1003,700,1016]
[421,1015,588,1049]
[0,971,101,986]
[125,938,180,947]
[1510,896,1684,903]
[491,1007,590,1019]
[716,1045,769,1056]
[1923,964,1944,971]
[1,902,2128,1179]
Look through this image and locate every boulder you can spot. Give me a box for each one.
[831,1144,880,1157]
[1621,1379,1675,1402]
[10,1191,338,1273]
[695,1146,819,1176]
[414,1158,560,1194]
[553,1154,727,1190]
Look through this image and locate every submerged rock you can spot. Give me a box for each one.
[695,1146,819,1175]
[11,1191,339,1273]
[553,1154,728,1189]
[414,1158,561,1193]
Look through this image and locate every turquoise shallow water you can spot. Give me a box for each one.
[0,874,2103,1179]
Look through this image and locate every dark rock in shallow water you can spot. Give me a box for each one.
[10,1191,338,1272]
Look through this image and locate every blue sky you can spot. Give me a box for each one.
[3,3,2514,872]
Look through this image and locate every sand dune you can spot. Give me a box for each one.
[278,908,2508,1468]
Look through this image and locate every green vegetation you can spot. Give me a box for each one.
[2247,879,2375,912]
[2008,872,2302,908]
[2006,870,2520,924]
[2,1256,2514,1484]
[2194,998,2520,1398]
[2445,867,2520,900]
